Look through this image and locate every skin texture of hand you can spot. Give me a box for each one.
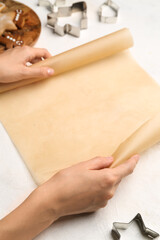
[0,46,54,83]
[41,155,139,217]
[0,155,139,240]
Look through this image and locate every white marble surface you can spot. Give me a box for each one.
[0,0,160,239]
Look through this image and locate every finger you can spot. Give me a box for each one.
[30,58,44,64]
[22,66,54,79]
[31,48,51,59]
[112,154,140,181]
[82,156,114,170]
[25,47,52,62]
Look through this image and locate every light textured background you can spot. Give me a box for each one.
[0,0,160,239]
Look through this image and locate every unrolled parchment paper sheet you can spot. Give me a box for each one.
[0,28,160,185]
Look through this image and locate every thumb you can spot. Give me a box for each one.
[84,156,114,170]
[22,66,54,79]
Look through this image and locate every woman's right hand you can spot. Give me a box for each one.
[0,155,139,240]
[39,155,139,219]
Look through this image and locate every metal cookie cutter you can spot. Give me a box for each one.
[47,1,88,37]
[38,0,52,10]
[38,0,65,10]
[98,0,119,23]
[111,213,159,240]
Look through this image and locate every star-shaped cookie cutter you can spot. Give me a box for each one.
[38,0,88,37]
[111,213,159,240]
[98,0,119,23]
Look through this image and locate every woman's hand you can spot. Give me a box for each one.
[0,46,54,83]
[40,155,139,219]
[0,155,139,240]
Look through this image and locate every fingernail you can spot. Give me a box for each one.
[47,68,54,76]
[131,154,140,162]
[106,156,113,162]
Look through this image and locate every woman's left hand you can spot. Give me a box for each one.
[0,46,54,83]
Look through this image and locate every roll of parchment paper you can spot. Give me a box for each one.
[0,28,160,184]
[0,28,133,93]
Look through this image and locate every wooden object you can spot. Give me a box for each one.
[0,0,41,53]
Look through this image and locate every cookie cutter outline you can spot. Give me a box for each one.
[38,0,52,9]
[38,0,65,9]
[47,1,88,37]
[111,213,159,240]
[98,0,119,23]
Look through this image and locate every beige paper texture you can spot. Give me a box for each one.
[0,29,160,184]
[0,28,133,93]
